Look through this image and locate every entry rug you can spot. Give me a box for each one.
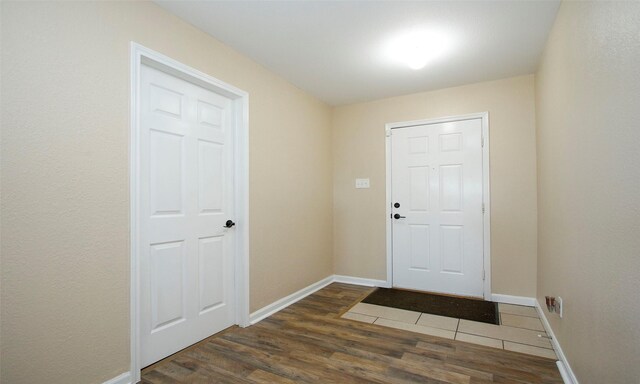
[362,288,499,325]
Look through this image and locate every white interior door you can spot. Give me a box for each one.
[139,64,235,367]
[391,118,484,297]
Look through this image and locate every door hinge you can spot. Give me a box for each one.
[481,136,484,147]
[482,203,485,214]
[483,270,486,281]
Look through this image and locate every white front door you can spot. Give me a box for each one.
[139,64,235,366]
[391,118,484,297]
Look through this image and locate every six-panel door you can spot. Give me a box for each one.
[391,119,484,297]
[139,64,235,367]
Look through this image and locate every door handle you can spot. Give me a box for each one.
[224,220,236,228]
[393,213,406,219]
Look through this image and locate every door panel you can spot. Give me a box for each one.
[409,167,430,210]
[440,164,462,211]
[440,225,464,273]
[391,119,484,297]
[140,64,235,367]
[198,236,225,313]
[198,140,224,213]
[149,241,186,330]
[409,224,430,270]
[149,130,184,215]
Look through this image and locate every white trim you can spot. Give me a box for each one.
[557,361,575,384]
[385,126,393,288]
[536,300,579,384]
[334,275,390,288]
[480,113,491,300]
[491,294,537,307]
[129,42,250,383]
[103,372,131,384]
[249,276,334,324]
[384,112,491,299]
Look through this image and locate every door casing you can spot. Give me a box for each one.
[130,43,250,382]
[385,112,491,299]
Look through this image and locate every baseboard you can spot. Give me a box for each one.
[556,361,576,384]
[103,372,131,384]
[536,300,579,384]
[491,293,537,306]
[333,275,389,287]
[249,275,334,324]
[248,274,389,325]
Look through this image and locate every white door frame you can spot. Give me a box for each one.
[385,112,491,299]
[129,43,250,382]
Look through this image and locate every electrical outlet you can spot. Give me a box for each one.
[556,296,563,318]
[545,295,555,313]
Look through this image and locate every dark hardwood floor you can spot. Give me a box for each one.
[141,283,562,383]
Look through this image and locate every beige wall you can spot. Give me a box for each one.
[332,75,538,297]
[0,2,333,383]
[535,2,640,383]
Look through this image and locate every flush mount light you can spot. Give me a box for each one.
[384,29,453,70]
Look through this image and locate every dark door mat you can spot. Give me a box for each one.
[361,288,499,325]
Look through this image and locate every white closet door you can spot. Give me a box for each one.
[139,64,235,366]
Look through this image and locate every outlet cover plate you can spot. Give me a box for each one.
[557,296,563,318]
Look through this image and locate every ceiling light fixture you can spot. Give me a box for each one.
[384,29,453,70]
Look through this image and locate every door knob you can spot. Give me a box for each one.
[393,213,406,219]
[224,220,236,228]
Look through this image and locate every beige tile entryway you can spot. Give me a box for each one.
[342,302,557,360]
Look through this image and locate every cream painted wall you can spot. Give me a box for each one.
[535,2,640,383]
[0,2,332,383]
[332,75,538,297]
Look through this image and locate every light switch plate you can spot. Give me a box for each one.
[355,178,370,189]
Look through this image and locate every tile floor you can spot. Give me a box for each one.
[342,301,557,360]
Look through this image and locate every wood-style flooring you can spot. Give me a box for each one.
[141,283,562,383]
